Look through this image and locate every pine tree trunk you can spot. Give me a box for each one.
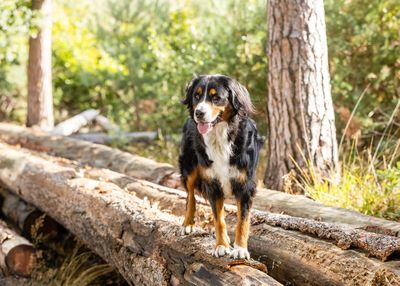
[27,0,54,130]
[264,0,338,192]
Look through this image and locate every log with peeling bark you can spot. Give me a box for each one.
[51,109,100,136]
[0,144,399,285]
[0,188,59,239]
[82,169,400,285]
[1,122,399,235]
[0,123,179,188]
[0,143,279,286]
[69,131,158,144]
[0,220,36,277]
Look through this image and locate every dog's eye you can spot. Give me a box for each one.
[194,93,200,100]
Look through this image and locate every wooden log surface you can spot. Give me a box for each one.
[69,131,158,144]
[0,143,399,285]
[94,115,121,132]
[0,122,399,235]
[0,122,178,187]
[51,109,99,136]
[0,219,36,277]
[0,143,280,286]
[0,188,59,239]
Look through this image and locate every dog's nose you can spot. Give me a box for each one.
[195,109,205,119]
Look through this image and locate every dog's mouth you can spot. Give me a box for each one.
[196,116,222,135]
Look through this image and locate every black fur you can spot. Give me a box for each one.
[179,74,263,220]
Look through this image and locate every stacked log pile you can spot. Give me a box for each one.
[0,123,399,285]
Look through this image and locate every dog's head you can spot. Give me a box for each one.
[182,74,255,134]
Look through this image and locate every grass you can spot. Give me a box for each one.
[27,216,126,286]
[301,99,400,221]
[302,152,400,220]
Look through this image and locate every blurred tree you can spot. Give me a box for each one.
[264,0,338,192]
[0,0,37,121]
[27,0,53,129]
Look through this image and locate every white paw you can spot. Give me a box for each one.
[181,225,195,235]
[213,245,231,257]
[230,243,250,260]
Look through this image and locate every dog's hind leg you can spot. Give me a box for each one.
[211,197,231,257]
[182,168,198,235]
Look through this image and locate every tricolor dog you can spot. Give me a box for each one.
[179,74,263,259]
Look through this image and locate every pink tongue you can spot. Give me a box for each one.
[197,122,212,134]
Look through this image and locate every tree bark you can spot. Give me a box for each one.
[27,0,54,130]
[0,220,36,277]
[0,123,178,187]
[0,188,59,240]
[69,131,158,144]
[265,0,338,192]
[0,143,279,286]
[0,143,399,285]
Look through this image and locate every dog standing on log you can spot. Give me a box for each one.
[179,74,263,259]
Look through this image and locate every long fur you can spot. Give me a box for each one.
[179,74,263,258]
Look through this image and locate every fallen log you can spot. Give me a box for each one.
[51,109,99,136]
[82,169,400,285]
[83,168,400,261]
[0,143,279,285]
[1,122,399,235]
[1,144,399,285]
[0,220,36,277]
[0,188,59,239]
[0,123,179,187]
[94,115,121,132]
[70,131,158,144]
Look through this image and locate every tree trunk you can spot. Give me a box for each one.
[265,0,338,192]
[27,0,54,130]
[0,220,36,277]
[0,142,399,285]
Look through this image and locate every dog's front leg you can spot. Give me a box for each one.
[210,196,231,257]
[231,197,251,259]
[182,171,197,235]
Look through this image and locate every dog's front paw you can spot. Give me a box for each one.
[213,245,231,257]
[181,224,195,235]
[230,243,250,260]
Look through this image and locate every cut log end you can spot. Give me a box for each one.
[6,244,36,277]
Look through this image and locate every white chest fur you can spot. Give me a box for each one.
[203,122,240,197]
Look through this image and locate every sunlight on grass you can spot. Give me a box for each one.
[304,160,400,220]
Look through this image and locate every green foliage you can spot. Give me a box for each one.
[50,0,267,132]
[0,0,38,121]
[325,0,400,113]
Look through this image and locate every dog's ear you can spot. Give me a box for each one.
[182,76,201,108]
[223,77,255,116]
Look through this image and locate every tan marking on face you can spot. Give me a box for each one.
[209,88,217,96]
[221,105,233,122]
[196,87,203,95]
[235,200,250,248]
[211,104,225,119]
